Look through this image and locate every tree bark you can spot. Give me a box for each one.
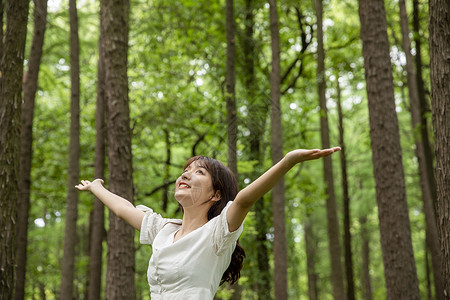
[359,216,373,300]
[304,216,318,300]
[268,1,287,299]
[242,0,271,297]
[314,1,345,299]
[101,0,136,298]
[87,7,106,298]
[358,0,421,299]
[60,0,81,297]
[15,0,48,299]
[398,1,444,298]
[429,0,450,297]
[225,1,241,298]
[0,0,29,297]
[336,79,355,300]
[226,0,237,176]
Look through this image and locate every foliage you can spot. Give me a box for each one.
[21,0,434,298]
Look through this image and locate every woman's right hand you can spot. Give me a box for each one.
[75,179,104,191]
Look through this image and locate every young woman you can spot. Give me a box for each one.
[76,147,340,299]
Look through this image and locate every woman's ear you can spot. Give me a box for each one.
[211,190,222,202]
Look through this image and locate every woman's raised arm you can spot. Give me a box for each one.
[76,179,145,230]
[226,147,341,232]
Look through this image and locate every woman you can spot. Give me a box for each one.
[76,147,340,299]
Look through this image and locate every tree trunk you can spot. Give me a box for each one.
[15,0,47,299]
[60,0,81,298]
[0,0,3,62]
[101,0,136,298]
[429,0,450,297]
[336,79,355,300]
[358,1,421,299]
[268,1,287,299]
[304,216,318,300]
[87,8,106,298]
[359,216,373,300]
[162,129,171,212]
[242,0,271,298]
[398,1,444,298]
[0,0,29,297]
[226,0,237,176]
[314,1,345,299]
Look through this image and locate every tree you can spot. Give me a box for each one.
[398,0,444,298]
[87,5,106,299]
[60,0,81,297]
[429,0,450,296]
[0,0,30,297]
[101,0,136,297]
[268,1,287,299]
[226,0,237,176]
[15,0,48,298]
[241,0,272,298]
[359,216,373,300]
[358,0,421,298]
[314,1,345,299]
[336,79,355,300]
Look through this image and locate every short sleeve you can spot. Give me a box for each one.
[211,201,244,255]
[137,205,180,245]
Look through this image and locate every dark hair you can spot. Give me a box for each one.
[183,156,246,285]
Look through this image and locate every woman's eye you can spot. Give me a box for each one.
[196,170,204,174]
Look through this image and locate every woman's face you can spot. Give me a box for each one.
[174,160,216,208]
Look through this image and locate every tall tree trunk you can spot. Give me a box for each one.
[87,9,106,299]
[226,0,237,176]
[359,216,373,300]
[412,1,436,208]
[242,0,271,298]
[162,129,171,212]
[101,0,135,298]
[0,0,3,61]
[15,0,48,299]
[314,1,345,299]
[399,1,444,298]
[0,0,29,297]
[60,0,81,297]
[225,1,241,298]
[429,0,450,297]
[304,216,318,300]
[336,79,355,300]
[268,1,287,299]
[358,1,421,299]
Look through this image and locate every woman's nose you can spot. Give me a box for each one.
[182,172,190,180]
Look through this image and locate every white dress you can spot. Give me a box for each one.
[138,201,244,300]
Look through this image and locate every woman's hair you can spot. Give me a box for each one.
[183,156,246,285]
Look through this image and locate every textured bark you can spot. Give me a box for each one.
[359,216,373,300]
[162,129,171,212]
[304,217,318,300]
[87,9,106,299]
[60,0,81,298]
[242,0,271,297]
[0,0,29,297]
[15,0,48,299]
[315,1,345,299]
[358,0,420,299]
[226,0,237,176]
[101,0,136,298]
[336,80,355,300]
[429,0,450,297]
[268,1,287,299]
[399,1,444,298]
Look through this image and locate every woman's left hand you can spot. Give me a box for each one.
[285,147,341,166]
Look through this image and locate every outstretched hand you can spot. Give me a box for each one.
[285,147,341,166]
[75,179,104,191]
